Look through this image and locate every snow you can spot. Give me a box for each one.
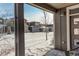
[0,32,78,56]
[0,32,54,56]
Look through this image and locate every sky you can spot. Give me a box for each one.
[0,3,54,24]
[0,3,14,19]
[24,4,54,24]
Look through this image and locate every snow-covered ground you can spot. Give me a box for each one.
[24,32,54,56]
[0,32,79,56]
[0,32,55,56]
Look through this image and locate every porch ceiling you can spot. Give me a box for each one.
[47,3,76,9]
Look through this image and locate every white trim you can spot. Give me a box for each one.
[66,4,79,51]
[69,13,79,16]
[66,8,70,51]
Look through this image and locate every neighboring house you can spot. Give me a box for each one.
[7,18,29,33]
[29,22,40,26]
[40,24,53,32]
[0,24,7,33]
[0,19,3,24]
[28,22,40,32]
[0,18,7,33]
[29,26,40,32]
[40,24,46,32]
[47,24,53,32]
[6,18,15,33]
[28,21,53,32]
[0,17,53,33]
[24,20,29,32]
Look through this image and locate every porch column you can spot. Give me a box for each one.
[15,3,25,56]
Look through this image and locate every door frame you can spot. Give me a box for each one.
[66,4,79,51]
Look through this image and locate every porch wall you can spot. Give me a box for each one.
[55,8,67,51]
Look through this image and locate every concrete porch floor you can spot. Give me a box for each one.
[44,49,65,56]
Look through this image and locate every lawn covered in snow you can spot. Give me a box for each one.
[0,32,54,56]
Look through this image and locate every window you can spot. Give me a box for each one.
[74,18,79,25]
[0,3,15,56]
[24,4,54,56]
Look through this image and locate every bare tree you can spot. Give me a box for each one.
[42,11,49,40]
